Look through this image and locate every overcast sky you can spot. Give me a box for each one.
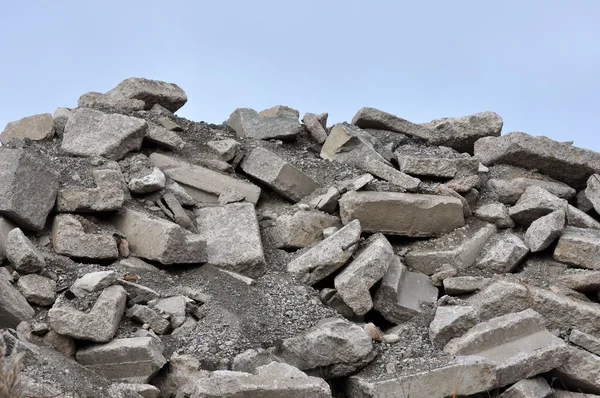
[1,1,599,151]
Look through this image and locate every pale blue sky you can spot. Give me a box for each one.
[1,1,599,150]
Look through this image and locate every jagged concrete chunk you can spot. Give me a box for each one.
[346,356,497,398]
[509,185,568,225]
[445,174,481,193]
[241,147,319,202]
[340,191,464,237]
[585,174,600,214]
[196,203,265,278]
[1,113,54,144]
[553,227,600,269]
[443,276,490,295]
[444,309,569,387]
[570,329,600,356]
[52,107,71,138]
[0,148,59,231]
[475,231,529,273]
[105,77,187,112]
[552,347,600,394]
[359,156,421,191]
[70,270,117,298]
[558,271,600,293]
[334,233,393,315]
[145,124,185,151]
[498,378,552,398]
[207,138,240,162]
[474,202,515,228]
[48,285,127,342]
[429,305,479,349]
[310,186,341,213]
[153,295,188,328]
[116,279,160,305]
[553,392,600,398]
[373,256,438,323]
[62,108,147,160]
[274,210,341,250]
[128,167,166,194]
[524,210,565,252]
[112,208,206,265]
[577,189,594,212]
[56,169,125,213]
[111,383,160,398]
[52,214,118,261]
[6,228,45,273]
[276,317,374,379]
[475,132,600,188]
[76,336,166,383]
[423,111,503,153]
[150,152,261,204]
[127,304,170,334]
[395,145,479,178]
[162,192,196,232]
[0,216,15,262]
[404,221,496,275]
[302,112,328,144]
[0,278,34,327]
[17,274,56,306]
[287,220,361,285]
[227,107,303,140]
[78,91,146,112]
[487,177,576,205]
[351,107,433,141]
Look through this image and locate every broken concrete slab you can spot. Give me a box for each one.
[48,285,127,342]
[145,124,185,151]
[62,108,148,160]
[443,276,490,295]
[76,336,167,383]
[1,113,54,144]
[568,205,600,230]
[444,309,569,387]
[444,174,481,193]
[474,202,515,229]
[429,305,479,349]
[161,192,196,232]
[0,277,34,328]
[207,138,240,162]
[524,210,565,252]
[553,227,600,269]
[585,174,600,215]
[302,112,329,144]
[509,185,568,225]
[52,214,118,261]
[334,233,393,315]
[56,169,125,213]
[487,177,576,205]
[310,186,341,213]
[227,107,303,140]
[70,270,118,298]
[152,295,188,328]
[128,167,166,194]
[373,256,438,323]
[570,329,600,357]
[111,383,160,398]
[127,304,170,335]
[0,216,16,262]
[17,274,56,306]
[339,190,465,237]
[395,144,479,178]
[497,377,552,398]
[240,147,319,202]
[359,156,421,191]
[105,77,187,112]
[112,208,206,265]
[351,107,433,141]
[166,180,196,206]
[552,347,600,394]
[274,210,342,250]
[475,132,600,188]
[287,219,361,285]
[475,231,529,273]
[78,91,146,112]
[6,228,45,273]
[195,203,265,278]
[150,152,261,204]
[558,271,600,293]
[0,148,59,231]
[116,279,160,305]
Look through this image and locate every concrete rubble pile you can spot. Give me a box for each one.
[1,77,600,397]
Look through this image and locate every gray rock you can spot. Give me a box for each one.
[150,152,261,204]
[430,265,458,287]
[497,378,552,398]
[0,216,16,262]
[218,186,246,205]
[444,174,481,193]
[76,336,167,383]
[5,228,45,273]
[105,77,187,112]
[567,204,600,230]
[553,227,600,269]
[339,190,465,237]
[128,167,166,194]
[553,392,600,398]
[240,147,319,202]
[475,132,600,188]
[274,210,342,250]
[334,233,393,315]
[577,189,595,212]
[17,274,56,306]
[558,271,600,293]
[161,193,196,232]
[62,108,148,160]
[127,304,170,334]
[302,112,328,144]
[475,231,529,273]
[207,139,240,162]
[429,305,479,349]
[373,256,438,323]
[70,270,118,298]
[152,295,188,328]
[585,174,600,214]
[395,144,479,178]
[145,124,185,151]
[48,285,127,342]
[158,116,183,131]
[227,107,303,140]
[195,203,265,278]
[487,177,576,205]
[359,156,421,191]
[351,107,434,141]
[570,329,600,357]
[116,279,160,305]
[287,220,361,285]
[16,321,75,358]
[0,277,34,327]
[474,202,515,228]
[1,113,54,144]
[0,148,59,231]
[443,276,490,295]
[52,107,71,138]
[509,185,568,225]
[56,169,125,213]
[524,210,565,252]
[78,91,146,112]
[552,347,600,394]
[322,227,338,239]
[166,181,196,206]
[52,214,118,261]
[310,187,341,213]
[111,384,160,398]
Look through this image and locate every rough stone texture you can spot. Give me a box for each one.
[558,271,600,293]
[474,202,515,228]
[5,228,45,273]
[404,221,496,275]
[585,174,600,214]
[553,227,600,269]
[395,145,479,178]
[16,321,76,358]
[76,336,167,383]
[0,148,59,231]
[498,377,552,398]
[475,231,529,273]
[207,138,240,162]
[0,216,16,262]
[227,107,303,140]
[443,276,490,295]
[429,305,479,349]
[162,192,197,232]
[56,169,125,213]
[310,186,341,213]
[153,295,188,328]
[112,384,160,398]
[303,112,329,144]
[48,285,127,342]
[274,210,342,250]
[334,233,393,315]
[105,77,187,112]
[52,107,71,138]
[52,214,118,261]
[276,317,374,379]
[567,204,600,230]
[116,279,160,305]
[352,155,421,192]
[240,147,319,202]
[70,270,118,298]
[422,111,503,153]
[150,152,261,204]
[128,167,166,194]
[444,309,569,387]
[0,277,34,327]
[553,391,600,398]
[487,177,576,205]
[570,329,600,357]
[17,274,56,306]
[127,304,171,334]
[445,174,481,193]
[145,124,185,151]
[78,91,146,112]
[61,108,148,160]
[339,190,464,237]
[195,203,265,278]
[474,132,600,188]
[524,210,565,252]
[112,208,206,265]
[351,107,433,141]
[166,180,196,206]
[577,189,595,212]
[552,347,600,394]
[1,113,54,144]
[287,220,361,285]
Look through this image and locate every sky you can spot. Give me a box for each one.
[1,1,599,151]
